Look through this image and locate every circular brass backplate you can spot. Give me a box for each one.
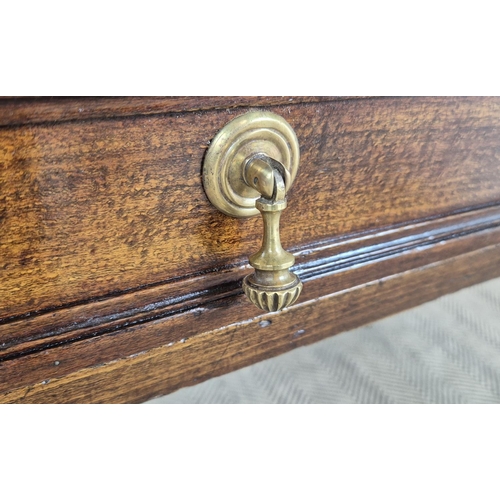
[202,111,300,218]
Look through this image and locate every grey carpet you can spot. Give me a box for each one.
[146,277,500,404]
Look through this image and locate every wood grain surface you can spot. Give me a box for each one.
[1,205,500,362]
[2,237,500,403]
[1,206,500,402]
[1,96,500,403]
[0,96,351,126]
[2,97,500,321]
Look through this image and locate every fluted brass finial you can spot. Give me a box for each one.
[202,111,302,312]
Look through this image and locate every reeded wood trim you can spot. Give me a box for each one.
[1,204,500,361]
[1,240,499,404]
[1,206,500,403]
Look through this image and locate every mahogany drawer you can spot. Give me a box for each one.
[1,96,500,403]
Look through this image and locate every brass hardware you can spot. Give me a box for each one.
[203,111,299,218]
[202,111,302,312]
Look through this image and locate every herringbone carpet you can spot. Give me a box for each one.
[146,277,500,404]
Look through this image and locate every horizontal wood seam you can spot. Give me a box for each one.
[298,208,500,280]
[2,200,499,327]
[3,240,500,404]
[0,96,376,128]
[1,204,499,361]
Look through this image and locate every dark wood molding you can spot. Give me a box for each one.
[1,205,500,402]
[2,240,500,404]
[0,96,366,127]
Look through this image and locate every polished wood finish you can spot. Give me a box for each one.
[2,236,500,404]
[0,96,351,126]
[2,97,500,320]
[1,96,499,403]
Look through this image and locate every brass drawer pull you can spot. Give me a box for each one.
[202,111,302,312]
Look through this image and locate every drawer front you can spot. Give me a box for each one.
[1,96,500,402]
